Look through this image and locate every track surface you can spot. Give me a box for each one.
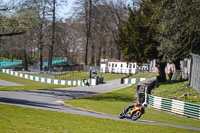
[0,79,199,131]
[0,79,23,86]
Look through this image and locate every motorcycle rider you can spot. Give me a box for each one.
[124,102,147,113]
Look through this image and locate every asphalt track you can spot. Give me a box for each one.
[0,79,24,86]
[0,79,199,131]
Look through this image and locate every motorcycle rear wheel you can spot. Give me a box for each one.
[131,110,142,121]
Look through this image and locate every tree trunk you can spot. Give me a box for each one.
[39,3,45,71]
[39,45,43,71]
[90,45,95,66]
[158,62,166,82]
[48,45,54,71]
[116,44,121,60]
[23,49,28,71]
[85,35,89,67]
[174,59,181,70]
[84,0,92,69]
[39,30,43,71]
[48,0,56,71]
[96,44,102,66]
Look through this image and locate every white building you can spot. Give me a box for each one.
[100,60,137,74]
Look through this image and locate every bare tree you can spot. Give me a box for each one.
[84,0,92,67]
[47,0,56,70]
[72,0,129,67]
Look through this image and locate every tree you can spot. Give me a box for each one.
[80,0,92,68]
[46,0,67,71]
[0,9,26,37]
[18,0,49,71]
[156,0,200,69]
[72,0,129,67]
[117,0,200,82]
[47,0,56,70]
[117,0,167,81]
[101,0,129,60]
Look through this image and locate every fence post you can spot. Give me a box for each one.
[190,54,200,94]
[144,86,148,105]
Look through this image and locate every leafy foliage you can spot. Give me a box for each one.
[118,0,200,63]
[156,0,200,62]
[117,1,160,63]
[117,0,200,81]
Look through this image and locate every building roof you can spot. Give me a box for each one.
[107,60,136,63]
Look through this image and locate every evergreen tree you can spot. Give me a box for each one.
[117,0,200,82]
[156,0,200,69]
[117,0,167,81]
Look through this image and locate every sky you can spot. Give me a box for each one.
[2,0,75,19]
[2,0,134,19]
[57,0,75,19]
[59,0,134,19]
[58,0,134,19]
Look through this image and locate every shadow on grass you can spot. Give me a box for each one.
[158,80,188,86]
[86,93,134,102]
[0,97,61,110]
[23,89,98,99]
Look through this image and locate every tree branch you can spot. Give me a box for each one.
[0,31,26,37]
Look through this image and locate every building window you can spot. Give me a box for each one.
[112,63,114,67]
[109,63,111,67]
[133,64,135,68]
[121,64,123,67]
[115,64,117,67]
[129,64,132,68]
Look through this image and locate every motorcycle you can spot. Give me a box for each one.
[119,103,147,121]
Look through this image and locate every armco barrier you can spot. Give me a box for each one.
[122,77,200,119]
[148,94,200,119]
[121,77,147,84]
[2,69,97,86]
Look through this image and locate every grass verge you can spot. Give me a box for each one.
[102,73,126,82]
[21,71,158,82]
[152,81,200,105]
[128,73,158,78]
[0,104,198,133]
[0,72,73,91]
[22,71,126,82]
[65,85,200,128]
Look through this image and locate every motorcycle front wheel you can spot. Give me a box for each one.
[131,110,142,121]
[119,112,125,119]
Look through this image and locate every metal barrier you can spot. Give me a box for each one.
[190,54,200,94]
[121,77,149,84]
[121,75,200,119]
[2,69,97,86]
[148,94,200,119]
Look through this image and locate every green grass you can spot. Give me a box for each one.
[24,71,127,82]
[26,71,158,82]
[0,104,198,133]
[61,72,126,81]
[65,85,200,128]
[129,73,158,78]
[66,85,137,115]
[37,71,90,81]
[0,72,73,91]
[102,73,126,82]
[101,73,158,81]
[152,81,200,105]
